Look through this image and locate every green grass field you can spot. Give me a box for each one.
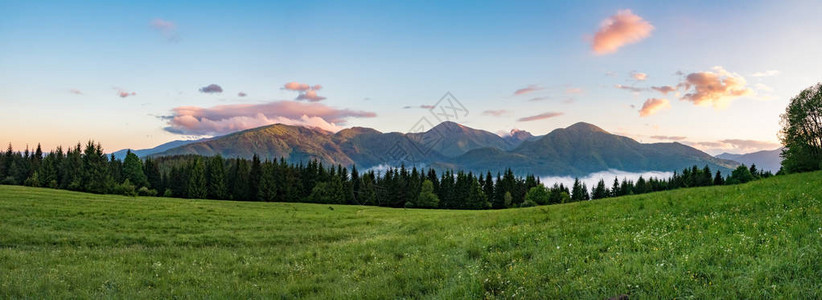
[1,172,821,298]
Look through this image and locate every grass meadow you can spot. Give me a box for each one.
[1,171,821,298]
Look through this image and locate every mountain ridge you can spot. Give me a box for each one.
[150,121,740,176]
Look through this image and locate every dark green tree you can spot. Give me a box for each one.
[122,151,148,187]
[205,156,228,199]
[713,170,725,185]
[144,158,162,192]
[258,161,277,202]
[248,155,262,201]
[186,158,207,199]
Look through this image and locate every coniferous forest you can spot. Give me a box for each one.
[0,141,775,209]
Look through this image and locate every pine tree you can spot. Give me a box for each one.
[571,178,583,201]
[713,170,725,185]
[592,179,607,199]
[144,158,162,192]
[122,151,148,187]
[186,158,207,199]
[248,155,262,201]
[230,159,250,200]
[206,155,228,199]
[258,161,277,202]
[81,141,111,194]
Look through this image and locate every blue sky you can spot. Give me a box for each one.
[2,0,821,154]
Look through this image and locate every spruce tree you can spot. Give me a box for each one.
[186,158,207,199]
[122,151,148,187]
[258,161,277,202]
[206,156,228,199]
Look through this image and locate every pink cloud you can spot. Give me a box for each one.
[638,98,670,117]
[514,85,543,95]
[164,100,376,135]
[283,82,311,91]
[518,112,563,122]
[651,86,677,95]
[565,87,583,94]
[678,67,754,108]
[482,109,509,117]
[528,96,550,102]
[591,10,654,55]
[116,88,136,98]
[69,89,83,95]
[283,81,326,101]
[295,90,326,102]
[631,72,647,81]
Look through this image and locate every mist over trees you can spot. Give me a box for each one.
[780,83,822,173]
[0,141,776,209]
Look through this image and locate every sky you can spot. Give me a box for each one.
[2,0,821,155]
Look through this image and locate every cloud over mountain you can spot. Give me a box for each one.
[518,112,563,122]
[591,10,654,55]
[639,98,669,117]
[283,82,326,101]
[164,100,376,135]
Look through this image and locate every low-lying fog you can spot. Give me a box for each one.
[540,170,674,190]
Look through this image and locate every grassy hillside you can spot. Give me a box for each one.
[1,172,821,298]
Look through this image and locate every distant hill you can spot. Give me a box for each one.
[406,121,517,157]
[716,148,783,172]
[456,122,739,175]
[153,125,354,165]
[151,122,740,176]
[111,138,207,160]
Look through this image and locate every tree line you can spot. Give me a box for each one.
[0,141,776,209]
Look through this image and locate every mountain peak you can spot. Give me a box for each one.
[565,122,608,133]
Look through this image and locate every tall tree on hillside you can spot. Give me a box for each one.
[571,178,583,201]
[144,158,162,192]
[81,141,111,193]
[205,155,227,199]
[122,151,148,187]
[187,158,207,199]
[40,153,58,188]
[592,179,607,199]
[258,161,277,202]
[713,170,725,186]
[61,144,83,190]
[779,83,822,173]
[230,159,251,200]
[248,155,262,201]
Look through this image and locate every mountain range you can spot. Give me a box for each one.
[137,121,741,176]
[716,148,783,173]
